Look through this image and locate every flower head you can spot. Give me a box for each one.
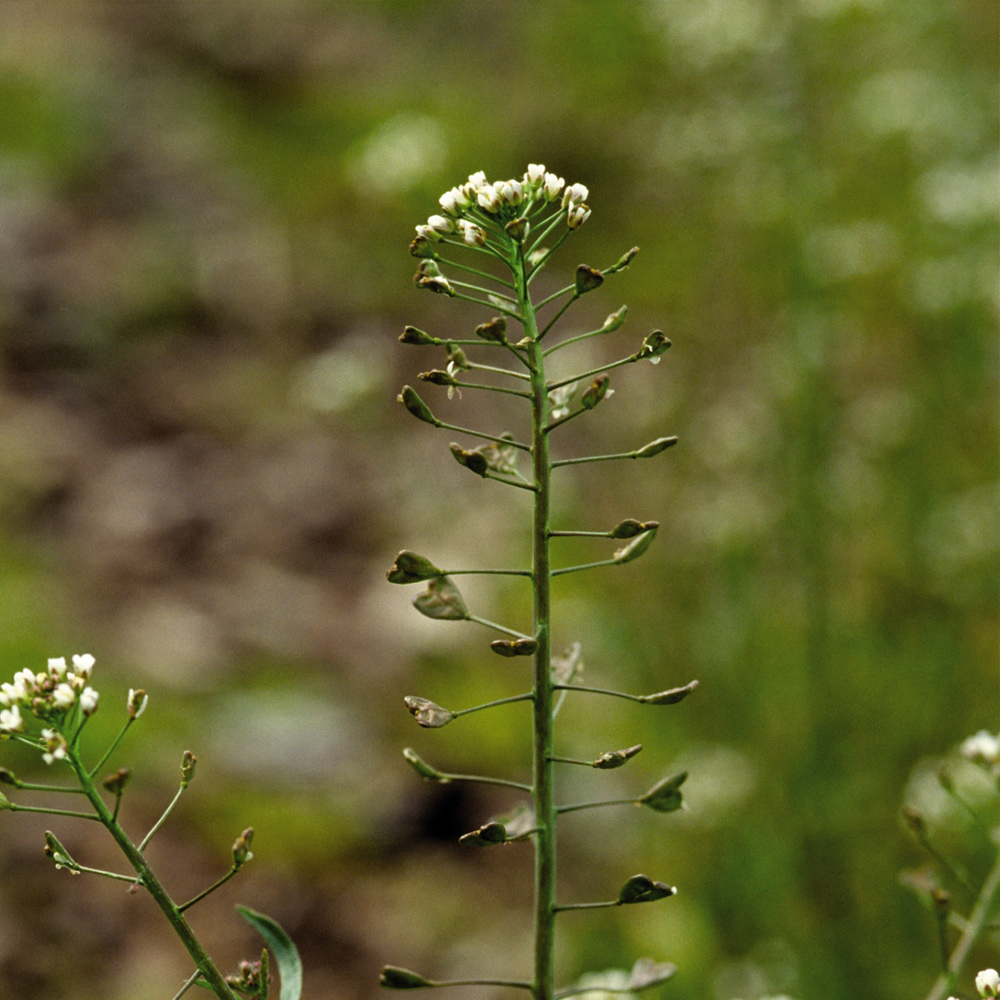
[961,730,1000,767]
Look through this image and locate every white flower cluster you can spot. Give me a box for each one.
[414,164,591,246]
[0,655,99,741]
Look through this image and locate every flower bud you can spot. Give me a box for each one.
[976,969,1000,998]
[609,246,640,273]
[181,749,197,787]
[574,265,604,295]
[398,386,438,426]
[413,225,442,243]
[232,827,254,869]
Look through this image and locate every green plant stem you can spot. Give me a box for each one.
[924,847,1000,1000]
[5,801,102,821]
[452,693,535,719]
[556,798,635,816]
[138,783,186,851]
[89,717,135,778]
[518,247,558,1000]
[66,752,239,1000]
[179,865,239,912]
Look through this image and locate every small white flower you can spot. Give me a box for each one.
[477,185,502,213]
[0,704,24,734]
[542,172,564,201]
[548,382,577,421]
[426,214,454,235]
[438,187,469,215]
[977,969,1000,997]
[414,224,443,242]
[48,657,68,678]
[562,182,589,208]
[52,683,76,710]
[524,163,546,185]
[458,220,486,247]
[496,179,524,206]
[566,203,591,229]
[467,170,487,188]
[13,668,39,693]
[79,687,99,716]
[71,654,95,679]
[41,728,68,765]
[961,730,1000,765]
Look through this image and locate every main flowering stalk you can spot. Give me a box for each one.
[384,164,691,1000]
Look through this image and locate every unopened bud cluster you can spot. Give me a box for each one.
[413,164,591,253]
[0,655,99,740]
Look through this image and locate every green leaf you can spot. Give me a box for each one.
[617,874,676,904]
[638,771,687,813]
[403,696,455,728]
[413,577,468,620]
[613,526,657,564]
[236,906,302,1000]
[380,966,434,989]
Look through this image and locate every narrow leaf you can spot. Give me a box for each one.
[236,906,302,1000]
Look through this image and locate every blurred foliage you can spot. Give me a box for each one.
[0,1,996,999]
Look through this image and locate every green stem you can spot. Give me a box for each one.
[923,848,1000,1000]
[556,798,635,816]
[452,693,536,719]
[519,249,557,1000]
[66,752,239,1000]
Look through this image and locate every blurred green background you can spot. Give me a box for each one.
[0,1,996,998]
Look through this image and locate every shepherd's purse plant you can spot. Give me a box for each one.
[380,165,698,1000]
[0,655,302,1000]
